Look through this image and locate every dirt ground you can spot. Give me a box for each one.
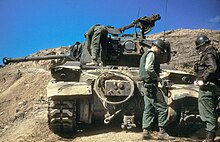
[0,29,220,142]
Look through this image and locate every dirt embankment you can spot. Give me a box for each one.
[0,29,220,142]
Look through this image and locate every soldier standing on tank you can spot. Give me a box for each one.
[84,24,108,66]
[119,14,161,38]
[194,35,220,142]
[139,39,171,140]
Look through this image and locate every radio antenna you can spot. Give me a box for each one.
[134,8,141,37]
[163,0,168,40]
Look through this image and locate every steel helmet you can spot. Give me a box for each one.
[195,35,210,49]
[151,14,161,21]
[152,39,165,51]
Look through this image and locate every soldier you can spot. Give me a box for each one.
[119,14,161,38]
[139,39,170,140]
[84,24,108,66]
[194,35,220,142]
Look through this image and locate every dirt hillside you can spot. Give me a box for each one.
[0,29,220,142]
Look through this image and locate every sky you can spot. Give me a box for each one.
[0,0,220,65]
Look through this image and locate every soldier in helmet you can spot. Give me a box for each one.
[84,24,108,66]
[194,35,220,142]
[139,39,171,140]
[119,14,161,38]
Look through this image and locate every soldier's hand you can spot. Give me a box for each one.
[157,77,162,83]
[194,80,198,85]
[197,80,204,86]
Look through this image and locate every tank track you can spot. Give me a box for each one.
[47,98,78,133]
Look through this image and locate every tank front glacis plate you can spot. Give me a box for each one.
[47,81,92,98]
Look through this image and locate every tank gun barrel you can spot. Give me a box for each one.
[3,54,75,65]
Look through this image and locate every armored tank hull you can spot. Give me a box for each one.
[46,60,199,133]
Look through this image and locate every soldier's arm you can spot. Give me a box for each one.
[203,53,218,83]
[84,25,96,47]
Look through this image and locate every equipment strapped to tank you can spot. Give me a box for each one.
[94,71,134,105]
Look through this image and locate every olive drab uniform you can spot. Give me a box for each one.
[195,45,220,134]
[84,24,108,64]
[119,14,161,38]
[139,49,168,130]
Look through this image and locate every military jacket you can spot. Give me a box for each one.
[195,45,219,85]
[139,50,160,83]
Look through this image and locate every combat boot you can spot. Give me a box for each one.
[157,127,171,140]
[142,129,157,140]
[202,131,215,142]
[86,60,98,66]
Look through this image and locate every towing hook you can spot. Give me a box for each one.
[104,109,122,124]
[104,112,112,124]
[104,117,111,124]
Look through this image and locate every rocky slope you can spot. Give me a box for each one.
[0,29,219,142]
[146,29,220,73]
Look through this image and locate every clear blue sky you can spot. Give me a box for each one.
[0,0,220,65]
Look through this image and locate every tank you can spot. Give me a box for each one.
[3,22,200,135]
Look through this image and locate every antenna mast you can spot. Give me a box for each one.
[134,8,141,37]
[163,0,168,40]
